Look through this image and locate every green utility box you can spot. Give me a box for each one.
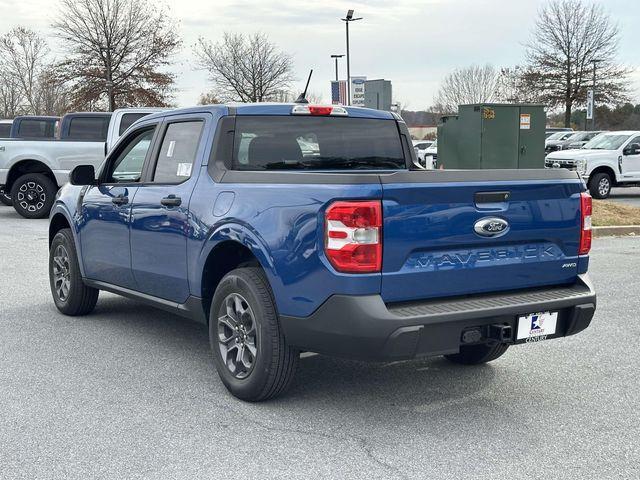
[437,103,546,169]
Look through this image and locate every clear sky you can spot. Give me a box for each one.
[1,0,638,109]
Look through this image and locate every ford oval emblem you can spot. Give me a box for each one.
[474,217,510,237]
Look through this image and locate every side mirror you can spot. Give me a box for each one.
[623,143,640,156]
[69,165,97,185]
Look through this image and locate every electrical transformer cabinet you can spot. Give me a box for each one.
[437,104,546,169]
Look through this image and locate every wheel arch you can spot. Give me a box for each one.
[49,212,72,246]
[48,208,87,278]
[588,165,618,186]
[197,224,276,324]
[7,159,57,192]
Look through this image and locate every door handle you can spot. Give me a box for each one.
[112,195,128,205]
[161,195,182,207]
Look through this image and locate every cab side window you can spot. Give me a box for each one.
[627,136,640,149]
[152,121,204,183]
[105,128,155,183]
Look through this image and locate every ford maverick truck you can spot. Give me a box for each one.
[48,103,596,401]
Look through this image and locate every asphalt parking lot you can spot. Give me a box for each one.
[1,205,639,480]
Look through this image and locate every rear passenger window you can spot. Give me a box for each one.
[18,120,56,138]
[152,121,203,183]
[68,116,110,141]
[119,113,150,135]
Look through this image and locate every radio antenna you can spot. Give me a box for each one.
[295,69,313,104]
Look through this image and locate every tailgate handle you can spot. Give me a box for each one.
[475,191,510,204]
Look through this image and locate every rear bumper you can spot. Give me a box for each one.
[280,275,596,361]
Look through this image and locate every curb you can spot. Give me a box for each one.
[593,225,640,238]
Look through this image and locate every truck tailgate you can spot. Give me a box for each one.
[379,170,585,303]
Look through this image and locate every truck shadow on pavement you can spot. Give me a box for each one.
[88,294,500,414]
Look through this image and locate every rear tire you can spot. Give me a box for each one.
[588,172,612,199]
[0,188,12,206]
[444,343,509,365]
[10,173,57,219]
[49,228,99,316]
[209,267,299,402]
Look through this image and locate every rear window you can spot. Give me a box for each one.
[17,119,57,138]
[232,116,406,170]
[0,123,11,138]
[119,113,150,135]
[67,116,110,141]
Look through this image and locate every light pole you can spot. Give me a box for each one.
[591,59,602,130]
[341,9,362,106]
[330,54,344,81]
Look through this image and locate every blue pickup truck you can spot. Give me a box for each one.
[48,103,596,401]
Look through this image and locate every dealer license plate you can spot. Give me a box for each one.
[516,311,558,342]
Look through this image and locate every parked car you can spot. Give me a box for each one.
[10,116,60,139]
[48,103,596,401]
[412,139,434,166]
[544,131,575,153]
[564,131,605,150]
[546,131,604,154]
[0,120,12,205]
[545,130,640,198]
[545,127,573,138]
[0,108,164,218]
[422,138,437,169]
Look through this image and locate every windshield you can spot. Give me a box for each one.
[233,116,406,171]
[566,132,587,141]
[582,134,631,151]
[546,132,566,140]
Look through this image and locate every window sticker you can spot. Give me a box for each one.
[176,162,192,177]
[167,140,176,157]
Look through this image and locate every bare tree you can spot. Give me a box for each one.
[195,32,295,102]
[53,0,181,111]
[197,91,222,105]
[36,67,72,116]
[432,64,501,113]
[525,0,629,126]
[0,71,23,117]
[495,66,541,103]
[0,27,50,114]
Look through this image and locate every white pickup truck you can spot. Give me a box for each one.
[545,130,640,199]
[0,108,164,218]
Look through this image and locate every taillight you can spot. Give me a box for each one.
[579,192,592,255]
[325,200,382,273]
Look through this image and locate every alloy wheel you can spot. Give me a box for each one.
[217,293,258,379]
[52,244,71,302]
[16,180,46,213]
[598,177,610,197]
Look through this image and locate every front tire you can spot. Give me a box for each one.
[444,343,509,365]
[49,228,99,316]
[588,172,612,199]
[10,173,57,219]
[209,267,299,401]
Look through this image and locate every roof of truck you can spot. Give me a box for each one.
[62,112,113,118]
[13,115,60,121]
[141,103,397,122]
